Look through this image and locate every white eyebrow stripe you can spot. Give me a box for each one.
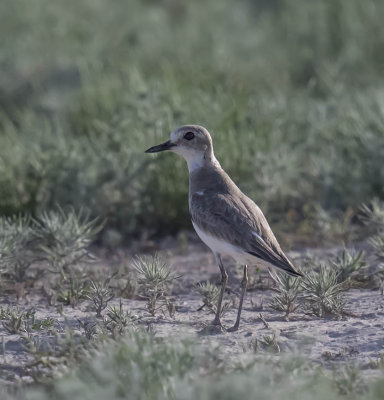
[195,190,205,195]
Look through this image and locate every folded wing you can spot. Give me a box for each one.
[190,190,302,277]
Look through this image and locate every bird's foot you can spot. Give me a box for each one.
[226,324,240,332]
[198,320,225,335]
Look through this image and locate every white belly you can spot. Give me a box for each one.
[192,221,241,256]
[192,221,270,268]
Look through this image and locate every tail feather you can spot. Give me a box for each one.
[282,267,303,278]
[247,250,302,277]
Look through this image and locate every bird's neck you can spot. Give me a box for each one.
[185,150,220,173]
[188,155,230,197]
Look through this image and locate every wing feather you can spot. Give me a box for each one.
[190,190,301,276]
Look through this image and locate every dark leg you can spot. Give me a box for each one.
[212,254,228,327]
[227,265,248,332]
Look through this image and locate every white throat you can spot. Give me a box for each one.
[184,153,205,172]
[172,145,220,173]
[173,148,204,172]
[184,152,221,172]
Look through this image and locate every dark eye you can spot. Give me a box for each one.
[184,132,195,140]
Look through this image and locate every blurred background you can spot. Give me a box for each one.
[0,0,383,245]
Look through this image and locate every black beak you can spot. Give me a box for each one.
[145,140,176,153]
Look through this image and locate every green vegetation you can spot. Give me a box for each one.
[195,280,232,317]
[267,247,368,319]
[0,0,383,240]
[0,215,36,300]
[35,207,102,278]
[0,207,104,305]
[302,266,346,317]
[0,306,54,336]
[1,329,383,400]
[360,200,384,288]
[269,271,302,320]
[133,255,179,316]
[88,278,114,318]
[331,249,365,285]
[0,209,103,306]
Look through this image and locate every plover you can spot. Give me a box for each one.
[145,125,302,331]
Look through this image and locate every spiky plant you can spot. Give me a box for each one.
[0,307,34,334]
[57,272,90,308]
[330,248,365,284]
[360,199,384,233]
[333,365,365,396]
[301,266,346,318]
[269,270,301,320]
[369,235,384,262]
[360,200,384,287]
[133,255,179,316]
[23,322,90,383]
[253,332,281,354]
[35,207,103,279]
[104,299,138,337]
[194,281,230,317]
[0,214,36,283]
[88,278,114,318]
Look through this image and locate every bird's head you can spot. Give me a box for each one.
[145,125,215,172]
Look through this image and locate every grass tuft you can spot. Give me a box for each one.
[370,235,384,262]
[302,266,347,318]
[133,255,180,316]
[0,215,36,292]
[0,307,33,334]
[195,281,231,317]
[269,271,302,320]
[330,248,366,285]
[103,299,139,337]
[88,278,114,318]
[35,207,103,278]
[360,199,384,233]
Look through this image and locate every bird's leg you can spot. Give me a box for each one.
[227,264,248,332]
[212,254,228,327]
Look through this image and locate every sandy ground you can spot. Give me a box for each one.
[0,237,383,385]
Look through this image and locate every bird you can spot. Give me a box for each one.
[145,125,302,331]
